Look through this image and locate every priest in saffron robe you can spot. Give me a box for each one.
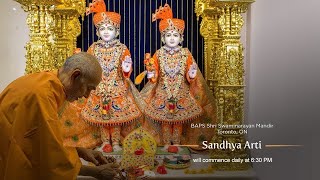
[0,52,119,180]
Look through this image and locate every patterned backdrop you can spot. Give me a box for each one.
[77,0,204,90]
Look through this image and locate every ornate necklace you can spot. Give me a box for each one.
[159,47,187,110]
[163,45,181,55]
[94,41,124,119]
[99,39,119,48]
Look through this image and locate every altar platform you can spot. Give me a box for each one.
[78,148,257,180]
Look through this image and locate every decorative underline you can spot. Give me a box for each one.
[173,144,304,148]
[265,144,303,148]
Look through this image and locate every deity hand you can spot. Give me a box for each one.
[122,56,132,73]
[188,63,197,79]
[147,70,155,79]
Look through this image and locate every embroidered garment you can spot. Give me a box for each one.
[60,40,143,148]
[143,47,202,123]
[81,40,142,126]
[141,47,217,146]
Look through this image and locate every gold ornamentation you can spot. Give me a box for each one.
[195,0,254,171]
[59,0,86,15]
[15,0,85,74]
[159,47,187,102]
[218,6,244,37]
[94,40,123,99]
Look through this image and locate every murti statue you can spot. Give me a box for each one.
[138,4,217,152]
[60,0,143,153]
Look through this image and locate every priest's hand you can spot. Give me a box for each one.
[77,147,111,165]
[79,164,120,180]
[93,163,120,180]
[147,71,155,79]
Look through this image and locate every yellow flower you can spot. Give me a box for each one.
[145,58,155,71]
[149,58,155,65]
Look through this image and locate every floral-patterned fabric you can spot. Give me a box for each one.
[143,47,202,124]
[81,40,142,126]
[60,40,143,148]
[141,46,217,146]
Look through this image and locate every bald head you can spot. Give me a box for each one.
[61,52,101,77]
[59,52,102,102]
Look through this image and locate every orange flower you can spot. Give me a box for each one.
[145,58,155,71]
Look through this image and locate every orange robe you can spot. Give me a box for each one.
[0,71,81,180]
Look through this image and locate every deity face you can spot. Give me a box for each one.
[97,24,117,42]
[163,30,181,48]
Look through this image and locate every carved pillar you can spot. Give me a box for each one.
[51,8,81,68]
[15,0,85,74]
[15,0,60,74]
[195,0,254,171]
[51,1,85,68]
[199,14,221,93]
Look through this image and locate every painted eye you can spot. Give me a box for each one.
[108,27,115,31]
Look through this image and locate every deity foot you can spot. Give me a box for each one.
[113,144,122,152]
[161,145,170,152]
